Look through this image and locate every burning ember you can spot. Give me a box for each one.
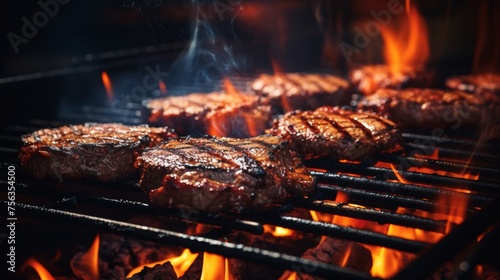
[101,71,114,101]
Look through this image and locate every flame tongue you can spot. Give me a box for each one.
[380,3,429,76]
[201,252,231,280]
[24,259,56,280]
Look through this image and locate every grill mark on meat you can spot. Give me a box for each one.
[268,107,402,160]
[303,75,330,93]
[299,115,322,135]
[193,140,266,177]
[136,135,315,213]
[167,142,238,168]
[314,111,356,140]
[345,115,376,141]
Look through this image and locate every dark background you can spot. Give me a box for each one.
[0,0,498,128]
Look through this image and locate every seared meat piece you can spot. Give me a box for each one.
[446,73,500,95]
[350,65,434,95]
[135,135,316,213]
[19,123,176,181]
[267,107,401,161]
[251,73,350,113]
[145,92,271,137]
[358,88,500,130]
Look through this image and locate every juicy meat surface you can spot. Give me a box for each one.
[358,88,500,130]
[251,73,350,113]
[267,107,402,161]
[19,123,176,181]
[145,91,271,137]
[135,135,316,213]
[446,73,500,95]
[350,64,434,95]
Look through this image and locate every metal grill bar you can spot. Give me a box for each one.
[311,171,491,208]
[392,195,500,280]
[402,133,500,152]
[241,214,431,254]
[316,184,477,215]
[318,164,500,194]
[300,200,447,233]
[403,143,499,167]
[375,155,499,182]
[3,200,375,280]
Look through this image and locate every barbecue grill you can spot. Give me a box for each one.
[1,0,499,279]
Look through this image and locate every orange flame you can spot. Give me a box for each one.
[77,234,100,279]
[263,225,295,237]
[270,58,293,112]
[219,77,260,137]
[158,80,168,95]
[101,71,114,101]
[390,164,411,184]
[200,252,231,280]
[127,248,198,278]
[222,77,241,98]
[380,3,429,76]
[24,259,55,280]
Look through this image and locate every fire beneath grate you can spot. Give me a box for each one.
[1,113,499,280]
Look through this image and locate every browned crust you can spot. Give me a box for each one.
[135,135,316,213]
[267,107,402,160]
[349,64,434,95]
[358,88,500,130]
[19,123,176,181]
[145,92,272,137]
[445,73,500,95]
[251,73,350,112]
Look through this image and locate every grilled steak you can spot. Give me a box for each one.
[19,123,176,181]
[358,88,500,130]
[251,73,350,113]
[446,73,500,95]
[267,107,401,161]
[135,135,316,213]
[145,92,271,137]
[350,65,434,95]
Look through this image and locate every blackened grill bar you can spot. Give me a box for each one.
[316,164,500,193]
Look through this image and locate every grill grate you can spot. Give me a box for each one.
[1,117,499,279]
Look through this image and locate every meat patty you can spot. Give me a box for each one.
[145,91,271,137]
[357,88,500,130]
[251,73,350,113]
[19,123,176,181]
[135,135,316,213]
[350,65,434,95]
[445,73,500,96]
[267,107,402,161]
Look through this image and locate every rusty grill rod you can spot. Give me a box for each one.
[392,195,500,280]
[311,171,491,208]
[3,200,376,280]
